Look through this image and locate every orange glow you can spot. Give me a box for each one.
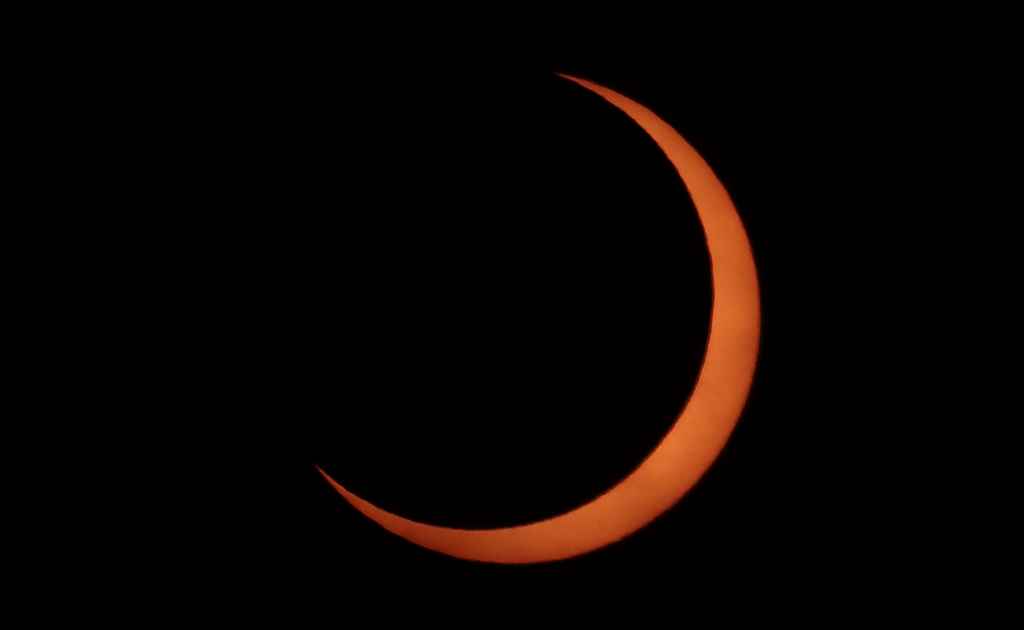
[317,74,760,563]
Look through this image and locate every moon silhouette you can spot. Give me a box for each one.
[316,74,760,563]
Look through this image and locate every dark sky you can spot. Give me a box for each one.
[10,8,1018,625]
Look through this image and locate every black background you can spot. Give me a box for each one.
[8,7,1018,625]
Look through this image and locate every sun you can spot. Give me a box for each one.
[316,74,760,563]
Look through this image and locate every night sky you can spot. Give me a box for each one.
[10,8,1017,625]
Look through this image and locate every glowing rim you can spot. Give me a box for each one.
[317,74,760,563]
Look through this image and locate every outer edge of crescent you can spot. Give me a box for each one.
[316,73,760,564]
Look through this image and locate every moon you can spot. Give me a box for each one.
[316,74,760,564]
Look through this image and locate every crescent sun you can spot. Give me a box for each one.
[316,74,760,564]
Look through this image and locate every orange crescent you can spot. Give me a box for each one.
[317,74,760,563]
